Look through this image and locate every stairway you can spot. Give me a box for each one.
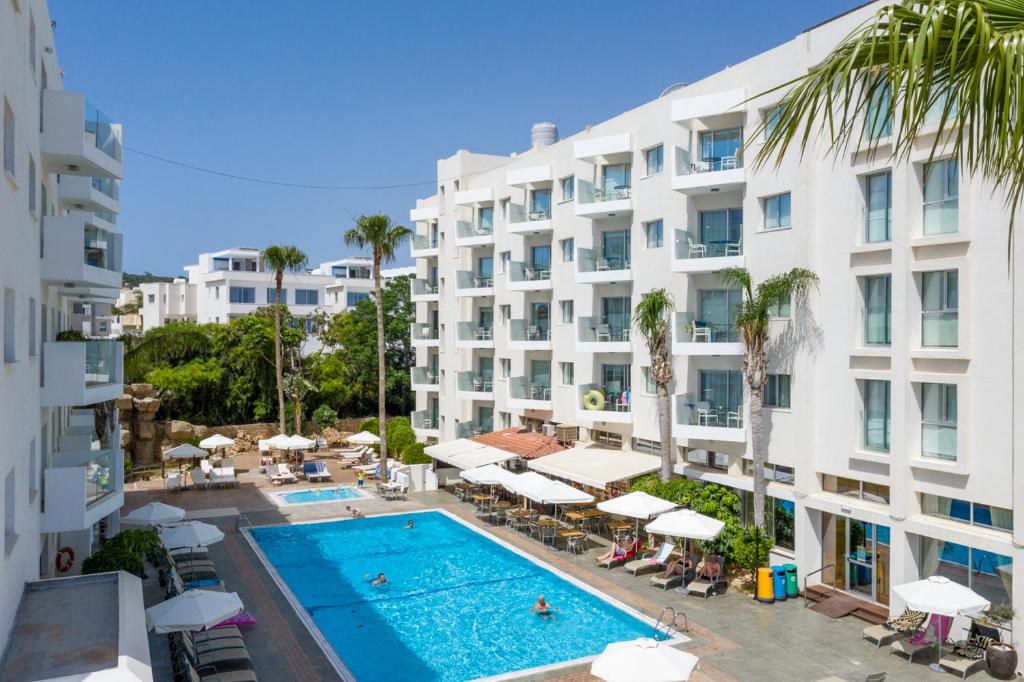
[803,585,888,624]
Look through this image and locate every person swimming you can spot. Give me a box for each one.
[404,519,415,529]
[530,594,557,619]
[367,572,387,586]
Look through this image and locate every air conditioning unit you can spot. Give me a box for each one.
[542,424,556,437]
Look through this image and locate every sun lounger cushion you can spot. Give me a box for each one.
[884,608,927,633]
[185,666,258,682]
[953,633,996,660]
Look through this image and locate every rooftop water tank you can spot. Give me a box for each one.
[531,122,558,148]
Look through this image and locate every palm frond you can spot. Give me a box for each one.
[632,288,675,355]
[344,214,412,264]
[262,244,308,273]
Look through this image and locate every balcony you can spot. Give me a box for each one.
[411,278,439,302]
[573,132,632,161]
[576,317,631,353]
[670,88,746,123]
[411,323,440,348]
[456,322,494,349]
[672,154,746,195]
[41,91,123,179]
[456,372,494,401]
[508,319,551,351]
[58,175,119,214]
[509,376,552,410]
[576,383,632,424]
[453,187,493,206]
[673,393,745,442]
[456,418,494,439]
[411,367,439,392]
[506,164,552,187]
[455,270,495,297]
[575,179,632,219]
[671,229,744,273]
[410,234,439,259]
[409,205,439,223]
[42,214,123,290]
[41,340,123,406]
[412,410,439,438]
[575,247,632,284]
[507,204,552,235]
[41,449,123,533]
[672,313,743,356]
[455,220,494,247]
[507,261,552,292]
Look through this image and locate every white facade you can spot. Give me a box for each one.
[1,0,126,653]
[410,0,1024,637]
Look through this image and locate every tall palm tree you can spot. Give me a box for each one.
[754,1,1024,230]
[632,289,676,482]
[344,214,412,481]
[719,267,818,528]
[261,245,308,434]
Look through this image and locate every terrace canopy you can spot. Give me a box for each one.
[426,439,516,469]
[528,447,661,489]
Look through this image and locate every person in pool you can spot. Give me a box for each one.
[530,594,557,619]
[368,572,387,586]
[404,519,415,529]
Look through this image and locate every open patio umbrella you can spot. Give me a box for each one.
[123,501,186,526]
[461,463,517,488]
[646,509,725,562]
[285,434,316,450]
[146,589,244,633]
[591,637,699,682]
[892,575,990,671]
[160,520,225,550]
[163,444,207,460]
[598,491,676,538]
[348,430,380,445]
[199,434,235,450]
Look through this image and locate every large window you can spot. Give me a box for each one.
[699,127,742,170]
[530,189,551,219]
[922,495,1013,532]
[864,275,891,345]
[560,238,574,263]
[863,379,891,452]
[560,175,574,202]
[530,244,551,272]
[763,192,791,230]
[645,219,663,248]
[266,288,287,304]
[921,270,958,347]
[294,289,318,305]
[923,158,958,235]
[601,363,631,394]
[645,145,663,175]
[864,171,892,242]
[346,292,369,307]
[699,369,743,416]
[764,374,791,408]
[921,383,957,461]
[699,208,742,256]
[739,490,794,551]
[920,537,1012,607]
[698,289,741,342]
[601,163,631,196]
[228,287,255,304]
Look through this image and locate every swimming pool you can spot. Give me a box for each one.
[279,486,366,505]
[249,510,676,681]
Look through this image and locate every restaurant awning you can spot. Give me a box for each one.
[528,446,661,488]
[425,439,516,469]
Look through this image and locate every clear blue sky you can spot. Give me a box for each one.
[51,0,855,276]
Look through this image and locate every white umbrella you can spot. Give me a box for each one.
[163,443,207,460]
[265,433,292,450]
[591,638,699,682]
[123,501,186,526]
[461,464,516,487]
[160,521,225,550]
[199,434,235,450]
[146,589,244,633]
[598,491,676,537]
[892,575,990,671]
[646,509,726,562]
[285,434,316,450]
[348,430,380,445]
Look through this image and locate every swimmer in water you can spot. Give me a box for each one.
[404,519,415,529]
[530,594,557,619]
[367,572,387,586]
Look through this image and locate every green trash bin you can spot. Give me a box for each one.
[784,563,799,598]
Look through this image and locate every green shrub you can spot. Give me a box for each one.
[401,442,431,465]
[731,526,773,584]
[359,417,379,435]
[312,404,338,432]
[56,329,88,342]
[107,529,162,562]
[81,546,144,577]
[386,416,415,455]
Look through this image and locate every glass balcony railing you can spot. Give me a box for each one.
[85,340,118,386]
[412,234,438,250]
[673,229,742,260]
[412,279,439,296]
[922,423,957,461]
[508,203,550,224]
[85,452,116,505]
[456,321,493,342]
[91,176,119,201]
[457,418,493,438]
[509,319,551,342]
[675,393,743,428]
[510,376,551,402]
[674,312,739,343]
[922,312,958,348]
[579,382,630,413]
[577,316,630,343]
[508,261,551,284]
[456,220,493,240]
[411,367,438,385]
[456,270,494,289]
[84,100,122,162]
[577,247,630,274]
[577,178,631,204]
[411,323,439,341]
[83,225,119,271]
[412,410,439,431]
[457,372,494,393]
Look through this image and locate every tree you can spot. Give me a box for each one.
[312,404,338,433]
[343,215,412,480]
[261,245,308,434]
[719,267,818,528]
[283,370,315,435]
[632,289,676,482]
[754,1,1024,233]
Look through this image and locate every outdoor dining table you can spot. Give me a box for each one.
[557,529,588,552]
[608,520,633,542]
[536,518,560,546]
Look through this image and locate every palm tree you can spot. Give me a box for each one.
[344,214,412,481]
[719,267,818,528]
[261,245,308,434]
[754,1,1024,229]
[632,289,675,482]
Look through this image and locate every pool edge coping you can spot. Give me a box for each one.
[258,483,372,508]
[242,507,691,682]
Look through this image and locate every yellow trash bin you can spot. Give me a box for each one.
[756,566,775,603]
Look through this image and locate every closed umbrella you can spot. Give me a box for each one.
[160,521,225,550]
[892,575,990,671]
[646,509,725,563]
[199,434,235,450]
[123,501,186,526]
[348,431,380,445]
[598,491,676,538]
[146,589,244,633]
[591,638,699,682]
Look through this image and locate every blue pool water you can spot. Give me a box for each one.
[251,511,660,681]
[281,486,365,505]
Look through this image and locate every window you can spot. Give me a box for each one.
[923,158,958,235]
[499,250,511,273]
[763,105,782,139]
[147,294,155,304]
[921,383,957,461]
[560,362,574,385]
[864,171,892,242]
[920,537,1011,606]
[699,127,742,170]
[28,298,35,356]
[645,145,663,175]
[863,379,891,452]
[228,287,255,304]
[560,175,575,201]
[642,367,656,394]
[644,219,663,248]
[530,189,551,219]
[213,286,219,300]
[4,288,15,363]
[4,469,15,555]
[864,275,891,345]
[921,270,958,347]
[922,495,1013,532]
[28,439,38,501]
[560,238,574,263]
[743,460,796,485]
[689,449,729,470]
[865,77,893,139]
[499,197,510,219]
[738,489,795,550]
[295,289,319,305]
[763,192,791,230]
[822,474,890,503]
[560,300,574,324]
[478,206,494,232]
[767,294,790,318]
[601,163,631,195]
[499,304,510,324]
[3,98,15,179]
[28,11,36,74]
[266,288,287,304]
[764,374,790,408]
[347,292,369,306]
[28,156,35,213]
[211,257,229,271]
[499,358,510,378]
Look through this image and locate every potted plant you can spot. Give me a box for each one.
[982,603,1017,680]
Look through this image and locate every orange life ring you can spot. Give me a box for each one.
[55,546,75,573]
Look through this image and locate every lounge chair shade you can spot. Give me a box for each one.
[199,434,235,450]
[591,637,699,682]
[284,434,316,450]
[645,510,724,541]
[163,444,207,460]
[265,434,292,450]
[160,521,225,550]
[891,575,990,618]
[145,589,244,633]
[598,491,676,520]
[123,501,186,526]
[347,431,380,445]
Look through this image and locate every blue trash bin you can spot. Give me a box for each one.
[772,565,787,601]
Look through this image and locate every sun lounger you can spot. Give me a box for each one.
[596,538,641,569]
[686,558,725,598]
[625,542,675,576]
[179,635,252,669]
[313,461,333,481]
[650,572,687,591]
[166,472,182,492]
[266,463,298,485]
[302,461,333,482]
[209,467,238,488]
[184,662,259,682]
[201,460,213,474]
[862,623,910,649]
[938,649,988,679]
[191,468,208,490]
[888,637,935,663]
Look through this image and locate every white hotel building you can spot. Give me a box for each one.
[409,1,1024,629]
[0,0,146,672]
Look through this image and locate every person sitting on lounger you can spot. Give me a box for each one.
[661,555,693,579]
[530,594,557,619]
[696,554,721,580]
[596,536,635,563]
[346,505,364,518]
[404,519,415,529]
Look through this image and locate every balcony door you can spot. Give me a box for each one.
[530,359,551,389]
[478,356,493,383]
[478,306,493,330]
[601,364,631,395]
[698,289,742,341]
[699,208,742,255]
[530,244,551,272]
[601,163,631,194]
[699,370,742,415]
[601,297,631,336]
[823,513,891,605]
[530,302,550,335]
[601,230,631,267]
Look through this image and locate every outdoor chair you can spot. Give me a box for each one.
[527,325,540,340]
[596,258,611,271]
[686,556,725,598]
[687,236,707,259]
[166,472,182,492]
[696,401,717,426]
[727,404,743,428]
[565,534,584,555]
[625,542,674,576]
[725,236,742,257]
[596,324,612,342]
[190,468,208,490]
[691,323,712,343]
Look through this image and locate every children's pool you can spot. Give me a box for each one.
[280,486,366,505]
[249,511,671,681]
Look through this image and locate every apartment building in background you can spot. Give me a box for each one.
[0,0,144,671]
[409,0,1024,633]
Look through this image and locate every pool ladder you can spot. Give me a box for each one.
[653,606,688,637]
[235,515,253,533]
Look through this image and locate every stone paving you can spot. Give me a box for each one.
[130,472,999,681]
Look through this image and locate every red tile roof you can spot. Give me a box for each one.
[470,428,567,460]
